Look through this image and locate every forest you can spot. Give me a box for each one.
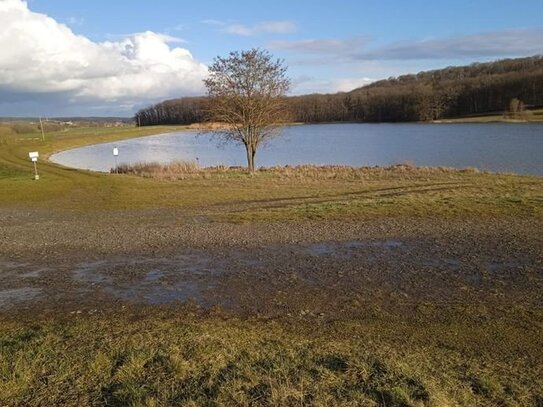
[135,55,543,125]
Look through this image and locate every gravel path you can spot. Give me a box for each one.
[1,208,542,318]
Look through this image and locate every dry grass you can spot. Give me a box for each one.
[1,310,541,407]
[112,162,482,181]
[114,161,202,179]
[435,107,543,123]
[186,122,230,130]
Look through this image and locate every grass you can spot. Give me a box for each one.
[114,160,201,179]
[434,107,543,123]
[0,309,541,406]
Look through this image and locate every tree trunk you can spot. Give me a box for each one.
[245,144,255,173]
[251,148,256,173]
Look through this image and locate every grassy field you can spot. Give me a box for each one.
[434,107,543,123]
[1,124,542,406]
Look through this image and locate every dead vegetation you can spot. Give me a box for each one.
[112,161,482,181]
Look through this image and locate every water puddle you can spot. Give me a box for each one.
[487,259,525,273]
[72,254,216,305]
[0,261,31,271]
[0,260,51,280]
[144,270,163,282]
[107,280,207,305]
[73,260,112,285]
[0,287,41,308]
[1,241,536,311]
[307,239,404,257]
[423,258,462,271]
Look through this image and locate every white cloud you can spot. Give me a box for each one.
[224,20,297,36]
[291,75,374,94]
[0,0,208,114]
[226,24,254,36]
[357,28,543,60]
[270,37,369,56]
[201,19,225,26]
[270,29,543,62]
[66,16,84,27]
[329,77,374,92]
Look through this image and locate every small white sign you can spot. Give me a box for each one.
[113,147,119,156]
[31,157,38,162]
[29,151,39,159]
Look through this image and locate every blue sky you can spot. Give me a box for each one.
[2,0,543,116]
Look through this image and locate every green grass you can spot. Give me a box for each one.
[1,310,541,406]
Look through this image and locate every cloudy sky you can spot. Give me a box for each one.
[1,0,543,117]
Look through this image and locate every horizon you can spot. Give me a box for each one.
[1,0,543,116]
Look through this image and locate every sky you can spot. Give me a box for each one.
[1,0,543,117]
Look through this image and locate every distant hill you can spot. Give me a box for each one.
[136,55,543,125]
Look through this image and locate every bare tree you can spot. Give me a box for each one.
[203,49,291,173]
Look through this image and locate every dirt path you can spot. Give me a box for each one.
[1,208,541,319]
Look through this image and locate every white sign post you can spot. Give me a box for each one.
[113,147,119,173]
[28,151,39,180]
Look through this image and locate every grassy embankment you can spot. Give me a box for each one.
[1,124,543,406]
[434,107,543,123]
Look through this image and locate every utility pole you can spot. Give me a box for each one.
[39,116,45,141]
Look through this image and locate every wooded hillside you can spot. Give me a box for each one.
[135,55,543,125]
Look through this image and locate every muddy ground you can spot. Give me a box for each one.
[0,208,541,320]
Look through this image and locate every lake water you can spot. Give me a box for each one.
[50,123,543,175]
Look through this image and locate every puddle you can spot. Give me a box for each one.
[72,254,217,305]
[0,287,41,308]
[19,269,44,278]
[487,259,525,273]
[144,271,163,282]
[107,280,207,305]
[307,240,404,257]
[423,258,462,271]
[0,261,31,271]
[0,261,52,278]
[73,260,112,285]
[73,254,214,283]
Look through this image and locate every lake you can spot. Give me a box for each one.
[50,123,543,176]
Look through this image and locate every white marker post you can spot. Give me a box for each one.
[28,151,39,180]
[113,147,119,173]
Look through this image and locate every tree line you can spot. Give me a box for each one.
[135,55,543,126]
